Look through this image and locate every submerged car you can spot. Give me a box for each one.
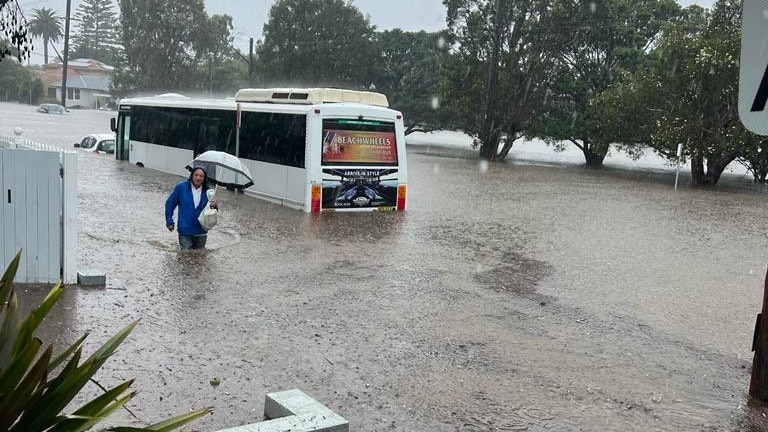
[37,103,70,114]
[74,133,115,154]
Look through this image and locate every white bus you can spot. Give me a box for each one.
[111,88,408,212]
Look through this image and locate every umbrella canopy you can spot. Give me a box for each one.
[189,150,254,189]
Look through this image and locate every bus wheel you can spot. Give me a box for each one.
[136,162,144,167]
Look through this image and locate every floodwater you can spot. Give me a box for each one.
[4,101,768,431]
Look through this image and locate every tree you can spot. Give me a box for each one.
[195,14,235,63]
[28,7,62,64]
[641,1,744,186]
[0,58,28,99]
[71,0,120,64]
[737,134,768,183]
[191,14,250,94]
[257,0,376,88]
[442,0,566,161]
[0,59,42,103]
[0,0,32,62]
[113,0,213,95]
[531,0,679,168]
[196,57,249,95]
[371,30,445,134]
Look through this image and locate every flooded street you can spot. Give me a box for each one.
[4,101,768,431]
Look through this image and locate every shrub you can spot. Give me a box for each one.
[0,251,211,431]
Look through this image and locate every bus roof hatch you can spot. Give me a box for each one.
[234,88,389,108]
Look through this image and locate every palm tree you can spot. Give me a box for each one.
[28,7,63,64]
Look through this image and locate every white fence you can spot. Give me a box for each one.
[0,134,77,283]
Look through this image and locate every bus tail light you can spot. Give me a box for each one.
[396,184,407,211]
[311,184,322,213]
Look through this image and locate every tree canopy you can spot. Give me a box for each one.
[442,0,567,160]
[595,1,749,186]
[112,0,234,95]
[530,0,680,168]
[257,0,375,88]
[0,56,42,102]
[371,29,445,134]
[0,0,32,62]
[71,0,120,64]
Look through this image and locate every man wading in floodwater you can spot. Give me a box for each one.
[165,167,218,250]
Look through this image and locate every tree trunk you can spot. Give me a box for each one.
[690,155,705,185]
[480,0,504,161]
[690,154,738,187]
[479,129,503,161]
[497,136,515,159]
[582,140,607,168]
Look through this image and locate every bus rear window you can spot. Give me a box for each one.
[322,119,397,166]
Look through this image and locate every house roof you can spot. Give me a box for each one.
[43,58,114,72]
[51,74,110,91]
[37,58,113,92]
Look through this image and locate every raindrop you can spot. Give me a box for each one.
[763,9,768,20]
[437,36,445,49]
[709,66,715,75]
[433,163,440,174]
[589,2,597,13]
[431,96,440,110]
[475,263,483,272]
[479,160,489,174]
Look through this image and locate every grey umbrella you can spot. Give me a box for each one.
[188,150,254,189]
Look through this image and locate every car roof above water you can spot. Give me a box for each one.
[87,133,115,141]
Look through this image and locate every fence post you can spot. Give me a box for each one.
[61,151,78,284]
[11,127,22,149]
[750,267,768,401]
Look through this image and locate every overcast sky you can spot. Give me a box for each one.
[18,0,716,63]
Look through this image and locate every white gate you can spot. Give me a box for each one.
[0,145,77,284]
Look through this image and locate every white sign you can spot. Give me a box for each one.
[739,0,768,135]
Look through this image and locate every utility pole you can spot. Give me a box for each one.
[208,55,213,94]
[249,37,254,78]
[481,0,503,160]
[60,0,72,108]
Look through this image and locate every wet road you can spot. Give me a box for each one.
[4,101,768,431]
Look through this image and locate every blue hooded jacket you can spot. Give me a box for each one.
[165,167,211,235]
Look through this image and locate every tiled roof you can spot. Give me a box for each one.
[50,74,110,91]
[37,59,113,91]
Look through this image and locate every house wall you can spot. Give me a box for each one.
[53,88,101,109]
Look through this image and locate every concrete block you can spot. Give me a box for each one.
[77,270,106,286]
[216,389,348,432]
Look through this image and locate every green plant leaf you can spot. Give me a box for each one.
[70,379,134,417]
[49,333,88,371]
[0,251,21,305]
[86,320,140,364]
[13,282,64,357]
[47,388,137,432]
[10,347,83,431]
[15,321,138,432]
[146,407,213,431]
[109,406,213,432]
[0,289,20,367]
[0,335,41,400]
[0,345,51,431]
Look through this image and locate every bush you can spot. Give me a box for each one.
[0,251,211,431]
